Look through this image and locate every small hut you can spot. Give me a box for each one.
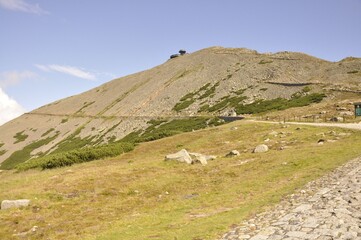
[179,49,186,55]
[354,102,361,117]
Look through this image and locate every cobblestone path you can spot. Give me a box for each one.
[220,157,361,240]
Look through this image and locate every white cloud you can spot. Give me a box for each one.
[0,87,25,126]
[0,71,37,88]
[0,0,49,15]
[35,64,97,81]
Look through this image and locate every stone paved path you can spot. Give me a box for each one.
[220,157,361,240]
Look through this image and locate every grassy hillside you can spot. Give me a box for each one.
[0,120,360,239]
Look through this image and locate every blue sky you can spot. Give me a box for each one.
[0,0,360,125]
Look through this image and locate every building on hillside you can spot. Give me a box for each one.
[354,102,361,117]
[170,49,187,59]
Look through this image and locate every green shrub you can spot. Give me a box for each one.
[0,150,6,156]
[198,82,220,99]
[16,142,134,171]
[207,95,247,112]
[41,128,55,137]
[172,99,196,112]
[121,117,224,144]
[302,86,312,92]
[347,70,358,74]
[235,93,326,114]
[1,134,59,170]
[259,60,273,64]
[13,131,28,144]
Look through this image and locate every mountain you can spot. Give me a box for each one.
[0,47,360,168]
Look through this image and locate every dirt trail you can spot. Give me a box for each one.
[250,120,361,131]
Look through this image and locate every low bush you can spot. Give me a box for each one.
[16,142,134,171]
[121,117,224,144]
[1,134,59,170]
[235,93,326,114]
[13,131,28,144]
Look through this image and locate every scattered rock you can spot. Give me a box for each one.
[295,127,301,130]
[165,149,192,164]
[165,149,215,165]
[339,111,353,116]
[231,127,238,130]
[318,139,325,145]
[189,152,216,165]
[226,150,240,157]
[269,131,278,136]
[253,144,269,153]
[330,116,343,122]
[220,156,361,240]
[1,199,31,210]
[320,111,327,114]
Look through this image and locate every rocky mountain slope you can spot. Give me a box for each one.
[0,47,360,167]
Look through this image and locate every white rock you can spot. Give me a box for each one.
[165,149,193,164]
[1,199,31,210]
[253,144,269,153]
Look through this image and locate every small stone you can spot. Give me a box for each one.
[226,150,240,157]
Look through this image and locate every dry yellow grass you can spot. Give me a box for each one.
[1,120,361,240]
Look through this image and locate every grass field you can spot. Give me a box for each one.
[0,120,360,240]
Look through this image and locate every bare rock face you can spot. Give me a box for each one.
[1,199,31,210]
[253,144,269,153]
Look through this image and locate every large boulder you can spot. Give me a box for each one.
[253,144,269,153]
[165,149,192,164]
[1,199,31,210]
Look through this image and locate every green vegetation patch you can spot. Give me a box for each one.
[41,128,55,137]
[198,82,220,99]
[61,118,68,124]
[259,60,273,64]
[347,70,359,74]
[52,128,95,154]
[0,150,6,156]
[235,93,326,114]
[172,99,196,112]
[13,131,28,144]
[1,134,59,170]
[121,117,224,144]
[173,82,220,112]
[202,91,325,114]
[75,101,95,114]
[16,142,134,171]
